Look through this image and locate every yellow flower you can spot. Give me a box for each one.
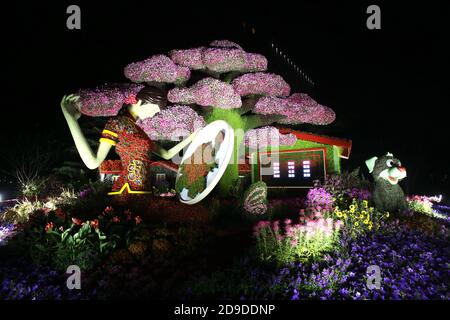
[354,221,359,227]
[385,212,390,218]
[336,211,343,218]
[363,200,368,207]
[363,219,370,225]
[343,213,347,219]
[368,224,373,230]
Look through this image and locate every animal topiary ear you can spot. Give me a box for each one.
[365,156,378,173]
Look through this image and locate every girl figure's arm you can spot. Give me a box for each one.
[152,129,200,160]
[61,94,112,169]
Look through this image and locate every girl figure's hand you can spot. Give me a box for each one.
[61,94,81,120]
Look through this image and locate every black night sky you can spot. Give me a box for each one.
[1,1,449,199]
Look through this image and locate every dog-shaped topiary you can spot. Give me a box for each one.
[354,152,408,213]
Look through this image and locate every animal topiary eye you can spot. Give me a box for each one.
[386,159,394,167]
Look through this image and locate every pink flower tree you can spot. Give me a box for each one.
[124,40,336,195]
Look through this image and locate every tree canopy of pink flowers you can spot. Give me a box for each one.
[136,105,206,141]
[254,93,336,125]
[244,126,297,149]
[232,72,291,97]
[167,78,242,109]
[124,54,191,84]
[169,43,267,73]
[76,83,144,117]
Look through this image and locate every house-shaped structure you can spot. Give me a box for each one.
[241,128,352,188]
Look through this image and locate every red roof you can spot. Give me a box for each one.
[278,128,352,159]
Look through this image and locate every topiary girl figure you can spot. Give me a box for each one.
[60,85,200,198]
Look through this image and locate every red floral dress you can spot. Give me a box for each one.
[99,112,153,195]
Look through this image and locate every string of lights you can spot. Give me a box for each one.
[270,41,315,87]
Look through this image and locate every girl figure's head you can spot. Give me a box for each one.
[128,86,167,120]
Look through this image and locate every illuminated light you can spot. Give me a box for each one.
[303,169,310,173]
[304,174,311,177]
[303,160,310,164]
[288,170,295,173]
[303,164,310,168]
[288,174,295,178]
[287,161,295,165]
[274,174,280,178]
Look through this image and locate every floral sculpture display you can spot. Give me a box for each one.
[62,39,337,198]
[148,40,336,194]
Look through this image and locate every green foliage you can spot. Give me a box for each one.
[242,181,268,215]
[1,199,44,224]
[65,180,112,219]
[175,166,207,199]
[21,178,47,198]
[30,222,118,271]
[52,161,90,190]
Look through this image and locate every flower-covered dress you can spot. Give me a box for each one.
[99,112,154,195]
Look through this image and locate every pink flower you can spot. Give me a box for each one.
[112,216,121,223]
[76,83,144,117]
[124,54,190,84]
[169,41,267,73]
[254,93,336,125]
[272,221,280,232]
[232,73,290,97]
[136,105,206,141]
[168,78,242,109]
[244,126,297,149]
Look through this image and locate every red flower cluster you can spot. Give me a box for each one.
[45,222,55,232]
[90,219,99,229]
[72,217,83,226]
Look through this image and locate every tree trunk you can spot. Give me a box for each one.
[205,108,244,197]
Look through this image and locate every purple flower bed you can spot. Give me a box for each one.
[0,260,94,300]
[0,224,16,246]
[180,225,450,300]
